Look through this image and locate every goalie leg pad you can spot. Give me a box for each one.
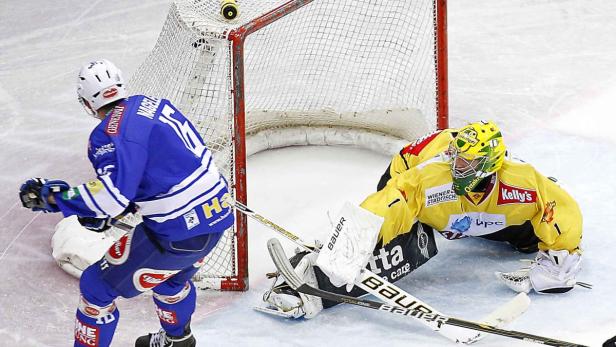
[261,222,437,316]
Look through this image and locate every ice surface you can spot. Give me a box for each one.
[1,1,615,346]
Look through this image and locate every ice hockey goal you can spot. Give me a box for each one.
[129,0,448,291]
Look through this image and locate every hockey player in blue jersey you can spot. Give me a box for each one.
[19,59,234,347]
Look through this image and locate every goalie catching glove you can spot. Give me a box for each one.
[496,249,586,294]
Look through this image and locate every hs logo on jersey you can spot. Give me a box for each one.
[201,192,231,219]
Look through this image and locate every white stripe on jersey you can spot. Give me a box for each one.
[146,179,226,223]
[159,151,212,198]
[86,178,128,217]
[136,160,223,221]
[100,174,130,207]
[417,153,449,170]
[77,185,106,218]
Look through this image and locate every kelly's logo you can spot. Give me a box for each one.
[497,182,537,205]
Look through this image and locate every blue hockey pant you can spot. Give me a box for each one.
[74,224,222,347]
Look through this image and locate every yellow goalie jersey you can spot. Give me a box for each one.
[362,154,583,253]
[387,129,456,177]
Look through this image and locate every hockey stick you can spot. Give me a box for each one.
[110,219,134,232]
[267,238,588,347]
[231,199,529,344]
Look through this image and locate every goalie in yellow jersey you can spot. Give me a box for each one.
[260,120,584,319]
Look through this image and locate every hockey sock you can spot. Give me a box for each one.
[75,263,122,347]
[152,280,196,337]
[74,296,120,347]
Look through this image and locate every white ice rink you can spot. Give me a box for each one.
[1,1,616,346]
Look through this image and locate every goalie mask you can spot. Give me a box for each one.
[449,120,505,195]
[77,59,127,116]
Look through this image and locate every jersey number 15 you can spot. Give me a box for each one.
[159,104,206,158]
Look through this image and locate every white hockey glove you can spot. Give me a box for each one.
[259,251,323,319]
[496,249,583,294]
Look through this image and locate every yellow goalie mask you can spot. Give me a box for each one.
[450,120,506,195]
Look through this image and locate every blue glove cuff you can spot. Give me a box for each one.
[40,180,70,213]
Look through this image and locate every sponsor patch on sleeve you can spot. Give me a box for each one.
[85,180,105,195]
[93,143,115,159]
[541,201,556,223]
[62,187,81,200]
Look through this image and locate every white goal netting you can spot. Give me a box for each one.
[54,0,445,290]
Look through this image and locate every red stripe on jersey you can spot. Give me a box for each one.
[400,130,443,156]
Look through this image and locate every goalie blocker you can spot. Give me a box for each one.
[262,219,438,317]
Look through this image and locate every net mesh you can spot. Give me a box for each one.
[129,0,440,288]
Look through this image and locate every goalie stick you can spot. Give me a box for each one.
[231,199,529,344]
[267,238,588,347]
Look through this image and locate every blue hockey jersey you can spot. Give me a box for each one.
[54,95,234,241]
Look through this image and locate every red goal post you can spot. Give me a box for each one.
[128,0,449,291]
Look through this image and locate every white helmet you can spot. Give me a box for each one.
[77,59,127,116]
